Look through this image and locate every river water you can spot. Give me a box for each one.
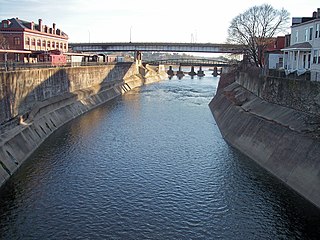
[0,71,320,239]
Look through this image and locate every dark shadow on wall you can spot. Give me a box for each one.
[0,62,135,129]
[0,72,15,125]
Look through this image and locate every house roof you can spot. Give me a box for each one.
[265,49,283,54]
[3,18,26,29]
[282,42,312,51]
[1,18,68,38]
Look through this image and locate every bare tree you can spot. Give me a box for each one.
[227,4,290,67]
[0,33,9,49]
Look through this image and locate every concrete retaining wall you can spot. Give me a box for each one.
[0,63,139,125]
[0,63,167,188]
[209,71,320,208]
[236,71,320,116]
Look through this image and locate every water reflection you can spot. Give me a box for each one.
[0,73,320,239]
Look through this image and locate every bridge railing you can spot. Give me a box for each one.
[145,58,235,66]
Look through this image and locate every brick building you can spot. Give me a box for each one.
[263,36,286,69]
[0,18,68,63]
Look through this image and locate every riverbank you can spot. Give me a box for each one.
[0,63,167,188]
[209,67,320,209]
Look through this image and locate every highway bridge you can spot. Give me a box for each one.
[69,42,244,54]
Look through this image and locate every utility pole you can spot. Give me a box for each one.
[130,26,132,43]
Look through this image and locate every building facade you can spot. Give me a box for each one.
[282,8,320,81]
[0,18,68,63]
[263,36,286,70]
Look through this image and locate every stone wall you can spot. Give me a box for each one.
[210,70,320,209]
[236,70,320,116]
[0,63,137,125]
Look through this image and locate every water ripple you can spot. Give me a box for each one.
[0,75,320,239]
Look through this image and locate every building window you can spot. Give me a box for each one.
[14,37,21,45]
[64,43,66,49]
[42,40,46,47]
[294,52,297,61]
[31,38,35,46]
[314,50,318,64]
[295,30,298,43]
[52,41,55,47]
[305,28,308,42]
[316,24,319,38]
[47,41,50,47]
[56,42,59,48]
[279,57,283,67]
[37,39,41,46]
[60,43,63,49]
[25,37,30,45]
[14,53,20,62]
[3,23,8,28]
[309,27,313,41]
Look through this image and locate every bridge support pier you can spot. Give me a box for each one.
[212,66,218,77]
[188,66,197,76]
[167,66,174,76]
[197,66,205,77]
[134,51,142,65]
[177,64,184,79]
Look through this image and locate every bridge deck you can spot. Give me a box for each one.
[69,42,244,54]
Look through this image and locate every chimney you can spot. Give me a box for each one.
[30,21,34,30]
[38,19,42,31]
[313,11,317,18]
[53,23,56,34]
[317,8,320,18]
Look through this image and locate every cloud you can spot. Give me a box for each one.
[1,0,319,43]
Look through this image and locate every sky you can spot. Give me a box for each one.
[0,0,319,44]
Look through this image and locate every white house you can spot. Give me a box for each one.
[282,8,320,81]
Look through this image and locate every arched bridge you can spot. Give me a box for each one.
[145,58,232,67]
[69,42,244,54]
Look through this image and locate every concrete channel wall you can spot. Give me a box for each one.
[209,70,320,208]
[236,70,320,116]
[0,63,167,188]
